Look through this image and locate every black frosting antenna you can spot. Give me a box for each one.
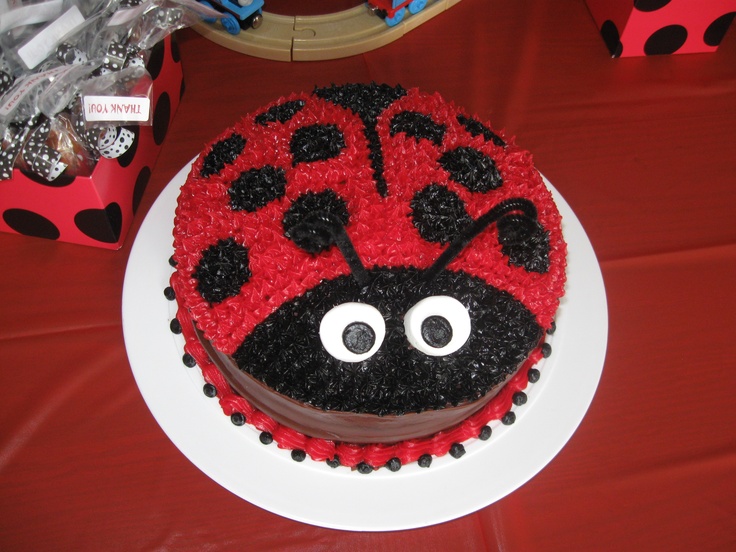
[288,212,371,287]
[424,197,538,282]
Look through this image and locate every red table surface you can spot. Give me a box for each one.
[2,1,735,549]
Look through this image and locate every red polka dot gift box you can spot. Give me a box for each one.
[0,36,184,250]
[585,0,736,57]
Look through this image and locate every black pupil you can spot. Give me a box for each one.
[421,316,453,348]
[342,322,376,355]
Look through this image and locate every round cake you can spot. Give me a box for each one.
[169,83,567,472]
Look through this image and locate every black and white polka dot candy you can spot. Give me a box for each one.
[98,126,135,159]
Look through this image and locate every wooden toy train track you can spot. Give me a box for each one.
[192,0,463,62]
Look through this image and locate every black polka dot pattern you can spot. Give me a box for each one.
[439,146,502,192]
[644,25,688,55]
[193,237,251,304]
[2,208,60,240]
[132,166,151,214]
[74,202,123,243]
[411,184,472,244]
[282,190,350,253]
[200,133,246,178]
[255,100,306,125]
[290,124,346,166]
[704,12,736,46]
[600,20,624,57]
[115,126,139,167]
[389,111,445,146]
[457,114,506,147]
[228,165,287,212]
[634,0,671,12]
[152,92,171,146]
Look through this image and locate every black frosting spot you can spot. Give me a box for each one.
[200,133,246,178]
[203,383,217,397]
[193,237,251,304]
[439,146,502,192]
[502,411,516,425]
[282,190,350,253]
[644,25,688,55]
[255,99,306,125]
[411,184,472,244]
[291,449,307,462]
[479,425,492,440]
[232,267,542,415]
[389,111,445,146]
[231,412,246,426]
[457,114,506,147]
[314,83,407,197]
[259,431,273,444]
[385,457,402,472]
[290,124,345,166]
[228,165,286,212]
[2,208,60,240]
[704,12,736,46]
[314,82,406,123]
[418,454,433,468]
[74,202,123,243]
[497,214,550,273]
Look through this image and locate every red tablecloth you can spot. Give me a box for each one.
[2,1,735,549]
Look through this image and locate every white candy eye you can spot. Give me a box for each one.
[319,302,385,362]
[404,296,471,356]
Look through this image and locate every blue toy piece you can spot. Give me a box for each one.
[385,8,406,27]
[198,0,264,34]
[408,0,426,15]
[369,0,429,27]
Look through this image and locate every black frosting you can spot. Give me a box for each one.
[255,99,306,125]
[411,183,472,244]
[314,83,407,197]
[200,133,245,177]
[231,267,542,416]
[193,237,251,304]
[389,111,446,146]
[456,114,506,147]
[290,124,346,165]
[228,165,287,212]
[439,146,503,192]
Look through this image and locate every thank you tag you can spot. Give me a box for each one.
[83,95,151,123]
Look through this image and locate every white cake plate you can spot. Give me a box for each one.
[122,161,608,531]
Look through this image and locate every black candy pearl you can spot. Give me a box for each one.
[357,462,373,474]
[418,454,433,468]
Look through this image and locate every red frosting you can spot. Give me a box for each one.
[170,85,566,470]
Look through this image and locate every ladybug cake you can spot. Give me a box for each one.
[169,83,566,472]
